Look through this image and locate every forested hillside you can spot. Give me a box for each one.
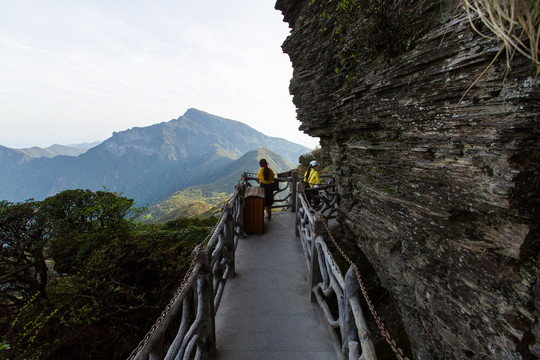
[141,148,295,222]
[0,190,217,360]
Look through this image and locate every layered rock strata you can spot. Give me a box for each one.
[276,0,539,359]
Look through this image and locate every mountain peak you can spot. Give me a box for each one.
[184,108,210,117]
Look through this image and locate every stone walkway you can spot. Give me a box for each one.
[214,211,337,360]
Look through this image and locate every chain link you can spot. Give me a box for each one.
[319,215,409,360]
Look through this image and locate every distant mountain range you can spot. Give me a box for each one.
[0,109,309,208]
[0,143,98,168]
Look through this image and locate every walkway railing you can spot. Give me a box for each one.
[296,180,378,360]
[243,169,298,211]
[127,180,245,360]
[127,171,298,360]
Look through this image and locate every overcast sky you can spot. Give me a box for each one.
[0,0,319,149]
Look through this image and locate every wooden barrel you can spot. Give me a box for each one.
[244,186,265,234]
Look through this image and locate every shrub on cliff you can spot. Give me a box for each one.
[298,146,333,175]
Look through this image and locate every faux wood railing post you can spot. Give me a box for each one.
[148,335,164,360]
[343,266,358,357]
[291,171,297,212]
[310,216,326,303]
[224,205,235,279]
[196,247,216,359]
[295,181,304,237]
[343,266,377,360]
[236,182,245,239]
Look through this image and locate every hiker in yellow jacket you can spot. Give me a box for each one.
[257,158,275,220]
[304,160,321,188]
[303,160,321,205]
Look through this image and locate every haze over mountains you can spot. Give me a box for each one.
[0,109,310,206]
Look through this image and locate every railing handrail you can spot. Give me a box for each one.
[295,180,378,360]
[127,178,246,360]
[296,178,409,360]
[242,169,298,211]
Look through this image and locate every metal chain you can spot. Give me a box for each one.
[320,215,409,360]
[126,211,224,360]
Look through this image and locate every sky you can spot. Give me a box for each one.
[0,0,320,149]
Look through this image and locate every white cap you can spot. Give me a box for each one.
[310,160,319,167]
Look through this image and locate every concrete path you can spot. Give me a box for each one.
[215,211,337,360]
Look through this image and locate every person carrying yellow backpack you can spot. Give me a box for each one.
[304,160,321,188]
[303,160,321,205]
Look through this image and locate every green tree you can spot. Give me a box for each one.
[298,146,332,175]
[0,200,47,321]
[39,189,135,274]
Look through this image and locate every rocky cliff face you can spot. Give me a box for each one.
[276,0,539,359]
